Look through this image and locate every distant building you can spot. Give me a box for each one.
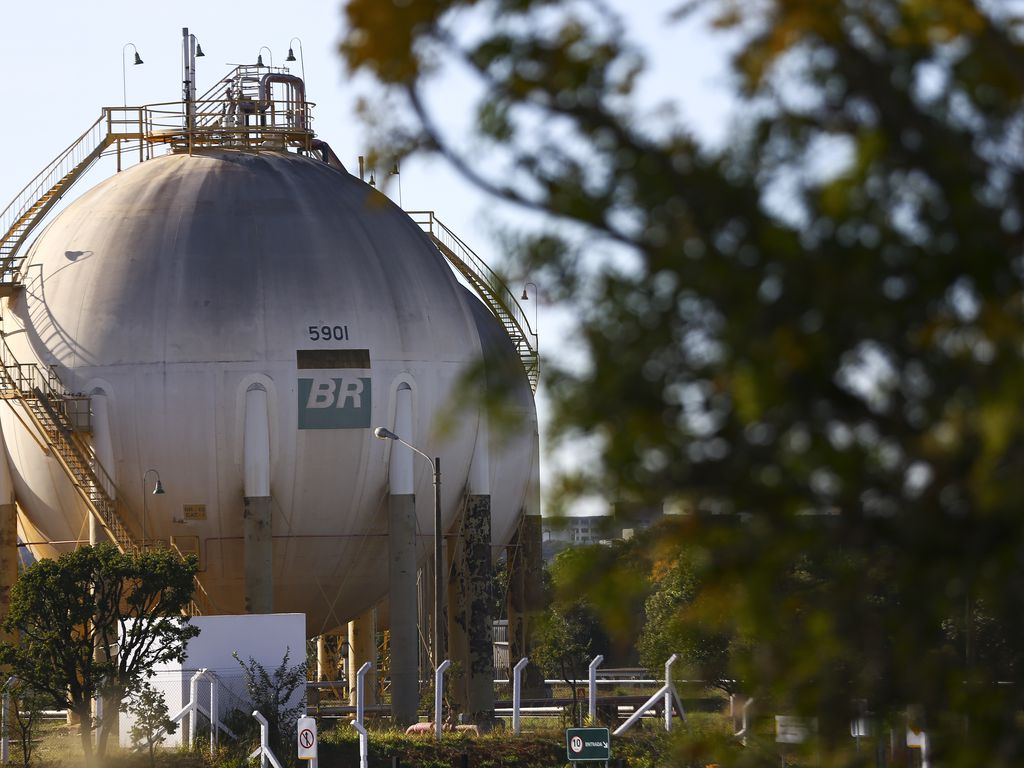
[541,503,668,559]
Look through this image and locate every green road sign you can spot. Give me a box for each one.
[566,727,611,762]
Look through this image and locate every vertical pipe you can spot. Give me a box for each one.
[433,457,444,674]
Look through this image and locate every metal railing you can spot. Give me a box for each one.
[408,211,539,390]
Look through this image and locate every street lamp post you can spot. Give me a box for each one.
[141,469,165,552]
[373,427,443,673]
[520,281,539,339]
[121,43,144,107]
[285,37,306,85]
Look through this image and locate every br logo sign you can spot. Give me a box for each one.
[298,376,372,429]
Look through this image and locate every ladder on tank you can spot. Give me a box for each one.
[0,334,213,614]
[409,211,539,391]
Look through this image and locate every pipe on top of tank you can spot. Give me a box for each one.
[258,73,307,130]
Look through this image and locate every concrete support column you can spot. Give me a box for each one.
[348,609,377,705]
[447,419,495,726]
[389,495,418,725]
[446,508,469,713]
[462,493,495,725]
[243,384,272,614]
[387,383,419,727]
[507,513,545,696]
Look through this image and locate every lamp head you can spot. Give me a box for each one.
[521,287,529,300]
[152,479,165,495]
[286,47,296,62]
[256,53,265,67]
[374,427,400,441]
[133,52,144,65]
[196,43,205,57]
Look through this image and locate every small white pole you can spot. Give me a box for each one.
[664,654,678,732]
[208,675,216,754]
[188,668,207,747]
[434,659,451,741]
[353,662,372,768]
[588,655,604,725]
[512,657,529,735]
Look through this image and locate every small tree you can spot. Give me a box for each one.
[0,545,199,766]
[533,603,607,727]
[234,647,307,761]
[123,680,176,768]
[7,680,53,768]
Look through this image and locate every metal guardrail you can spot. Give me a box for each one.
[408,211,539,391]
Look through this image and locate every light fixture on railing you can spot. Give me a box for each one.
[256,46,273,69]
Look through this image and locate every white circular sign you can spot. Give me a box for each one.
[570,735,584,753]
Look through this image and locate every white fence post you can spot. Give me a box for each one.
[588,655,604,725]
[351,662,372,768]
[512,657,529,735]
[664,654,678,732]
[434,660,451,741]
[250,711,284,768]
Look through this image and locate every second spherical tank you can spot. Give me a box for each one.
[0,149,536,634]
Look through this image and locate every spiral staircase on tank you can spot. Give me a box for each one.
[0,96,538,610]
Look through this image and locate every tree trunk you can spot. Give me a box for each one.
[76,707,94,767]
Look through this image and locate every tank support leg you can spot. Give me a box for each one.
[243,384,272,614]
[388,492,418,726]
[347,610,377,706]
[386,382,419,726]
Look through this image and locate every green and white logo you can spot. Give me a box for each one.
[297,376,372,429]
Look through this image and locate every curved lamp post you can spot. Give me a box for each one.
[373,427,443,674]
[256,46,273,69]
[285,37,306,85]
[122,43,144,107]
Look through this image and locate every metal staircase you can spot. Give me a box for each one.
[0,334,213,614]
[0,334,137,552]
[409,211,539,391]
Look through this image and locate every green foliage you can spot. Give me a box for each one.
[0,544,198,765]
[123,681,176,768]
[532,553,610,727]
[638,543,743,696]
[233,647,307,763]
[342,0,1024,763]
[7,679,56,768]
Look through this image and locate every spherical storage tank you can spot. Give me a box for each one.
[0,149,537,634]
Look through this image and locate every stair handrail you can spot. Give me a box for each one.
[0,113,107,251]
[0,333,134,546]
[408,210,539,389]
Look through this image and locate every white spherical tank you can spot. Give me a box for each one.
[0,149,536,634]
